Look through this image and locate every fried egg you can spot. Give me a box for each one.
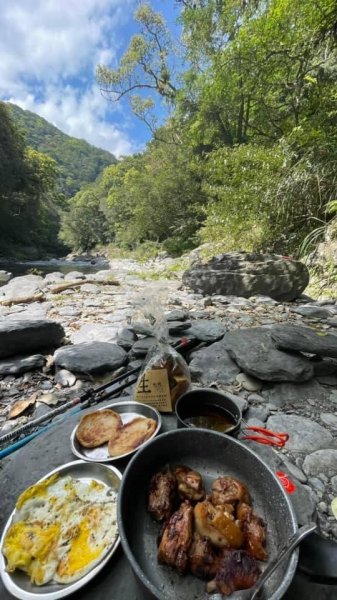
[2,475,118,586]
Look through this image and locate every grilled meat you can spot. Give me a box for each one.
[210,476,251,507]
[174,465,205,503]
[237,502,268,561]
[188,532,219,580]
[206,549,261,596]
[194,500,244,549]
[148,469,177,522]
[158,501,194,574]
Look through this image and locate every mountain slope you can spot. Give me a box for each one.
[7,103,117,197]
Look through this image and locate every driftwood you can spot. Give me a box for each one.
[48,278,120,294]
[0,292,45,306]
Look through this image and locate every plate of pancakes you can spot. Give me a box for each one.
[70,401,162,462]
[0,460,121,600]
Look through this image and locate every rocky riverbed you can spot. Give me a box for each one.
[0,256,337,546]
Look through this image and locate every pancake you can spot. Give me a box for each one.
[76,409,122,448]
[108,417,157,457]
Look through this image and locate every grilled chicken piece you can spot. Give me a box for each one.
[206,549,261,596]
[194,500,244,549]
[174,465,205,503]
[158,501,194,574]
[210,476,251,507]
[148,469,177,522]
[237,502,268,561]
[188,532,219,580]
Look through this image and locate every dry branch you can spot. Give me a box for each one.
[48,278,120,294]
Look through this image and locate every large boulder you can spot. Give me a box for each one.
[54,342,128,374]
[0,319,65,359]
[0,274,44,302]
[182,252,309,301]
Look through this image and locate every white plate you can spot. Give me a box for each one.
[70,401,162,462]
[0,460,121,600]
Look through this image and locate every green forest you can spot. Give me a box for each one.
[1,0,337,260]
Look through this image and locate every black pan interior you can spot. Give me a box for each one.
[118,428,298,600]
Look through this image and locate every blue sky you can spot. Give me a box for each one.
[0,0,181,157]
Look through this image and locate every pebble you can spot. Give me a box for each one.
[236,372,263,392]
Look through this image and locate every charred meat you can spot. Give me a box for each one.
[148,469,177,522]
[207,549,261,596]
[174,465,205,503]
[210,476,251,507]
[188,532,220,580]
[237,502,268,561]
[194,500,244,549]
[158,501,194,574]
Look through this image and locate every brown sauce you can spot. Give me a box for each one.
[184,406,236,433]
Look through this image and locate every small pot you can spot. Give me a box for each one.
[175,387,242,436]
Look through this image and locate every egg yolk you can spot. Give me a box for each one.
[3,521,60,573]
[56,519,102,578]
[16,474,59,509]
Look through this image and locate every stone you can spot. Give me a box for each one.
[116,328,138,350]
[291,305,337,319]
[44,272,64,283]
[70,323,118,344]
[320,413,337,428]
[167,321,191,334]
[0,354,45,376]
[223,327,314,382]
[131,337,156,357]
[188,341,240,385]
[55,369,76,387]
[281,456,307,483]
[266,415,333,453]
[261,380,327,409]
[312,357,337,376]
[0,319,65,359]
[165,310,188,321]
[0,270,12,283]
[303,449,337,478]
[331,476,337,493]
[0,274,44,302]
[64,271,85,280]
[220,391,248,413]
[244,406,270,422]
[271,324,337,357]
[187,320,226,342]
[182,252,309,301]
[236,372,262,392]
[54,342,127,374]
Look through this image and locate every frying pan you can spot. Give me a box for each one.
[117,428,298,600]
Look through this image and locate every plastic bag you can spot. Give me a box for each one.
[133,298,191,413]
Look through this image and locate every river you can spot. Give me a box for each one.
[0,259,109,281]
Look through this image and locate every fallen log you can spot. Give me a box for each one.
[0,292,45,306]
[48,278,120,294]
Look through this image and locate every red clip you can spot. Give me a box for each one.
[276,471,296,494]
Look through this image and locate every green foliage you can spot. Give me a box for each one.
[8,103,116,197]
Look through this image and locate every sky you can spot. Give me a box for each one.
[0,0,180,158]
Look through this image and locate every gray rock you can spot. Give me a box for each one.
[261,380,327,408]
[291,305,337,319]
[271,324,337,357]
[57,307,82,317]
[54,342,127,374]
[221,392,248,413]
[55,369,76,387]
[320,413,337,427]
[64,271,85,280]
[308,477,325,492]
[188,341,240,385]
[245,406,270,422]
[183,252,309,301]
[266,415,333,453]
[44,272,64,283]
[116,328,138,351]
[0,274,44,302]
[165,310,188,321]
[281,456,307,483]
[212,295,253,306]
[236,372,262,391]
[70,323,118,344]
[0,354,45,376]
[312,357,337,376]
[303,449,337,478]
[131,337,156,357]
[0,319,64,359]
[223,328,314,382]
[0,270,12,283]
[187,320,226,342]
[331,475,337,493]
[246,418,265,428]
[167,321,191,334]
[80,284,100,294]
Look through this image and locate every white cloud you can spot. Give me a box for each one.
[0,0,136,156]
